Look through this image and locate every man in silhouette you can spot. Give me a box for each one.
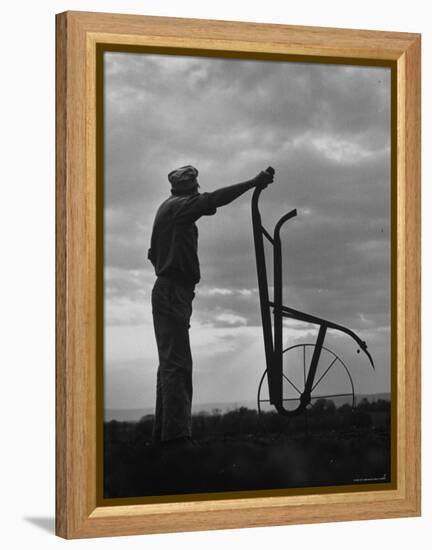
[148,165,274,452]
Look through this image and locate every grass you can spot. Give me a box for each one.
[103,399,391,499]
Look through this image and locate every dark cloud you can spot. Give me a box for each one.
[104,54,390,209]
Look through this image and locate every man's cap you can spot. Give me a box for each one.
[168,165,199,191]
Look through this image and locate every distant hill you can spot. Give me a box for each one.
[105,393,390,422]
[105,400,256,422]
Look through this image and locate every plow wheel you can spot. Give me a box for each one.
[257,343,355,433]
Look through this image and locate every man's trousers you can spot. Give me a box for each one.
[151,276,195,443]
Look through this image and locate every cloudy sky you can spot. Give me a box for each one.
[103,51,391,414]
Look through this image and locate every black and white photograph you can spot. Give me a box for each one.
[101,49,393,500]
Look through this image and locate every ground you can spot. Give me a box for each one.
[103,400,391,499]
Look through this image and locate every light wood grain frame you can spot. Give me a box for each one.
[55,10,421,539]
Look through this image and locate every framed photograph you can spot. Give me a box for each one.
[55,11,421,539]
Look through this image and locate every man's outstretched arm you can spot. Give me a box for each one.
[208,167,275,208]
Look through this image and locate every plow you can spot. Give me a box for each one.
[251,167,375,420]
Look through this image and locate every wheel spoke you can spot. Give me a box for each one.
[261,393,354,404]
[311,357,338,391]
[282,397,302,402]
[259,400,302,409]
[303,345,306,385]
[310,393,353,400]
[282,373,302,394]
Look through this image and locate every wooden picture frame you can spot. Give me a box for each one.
[55,10,421,539]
